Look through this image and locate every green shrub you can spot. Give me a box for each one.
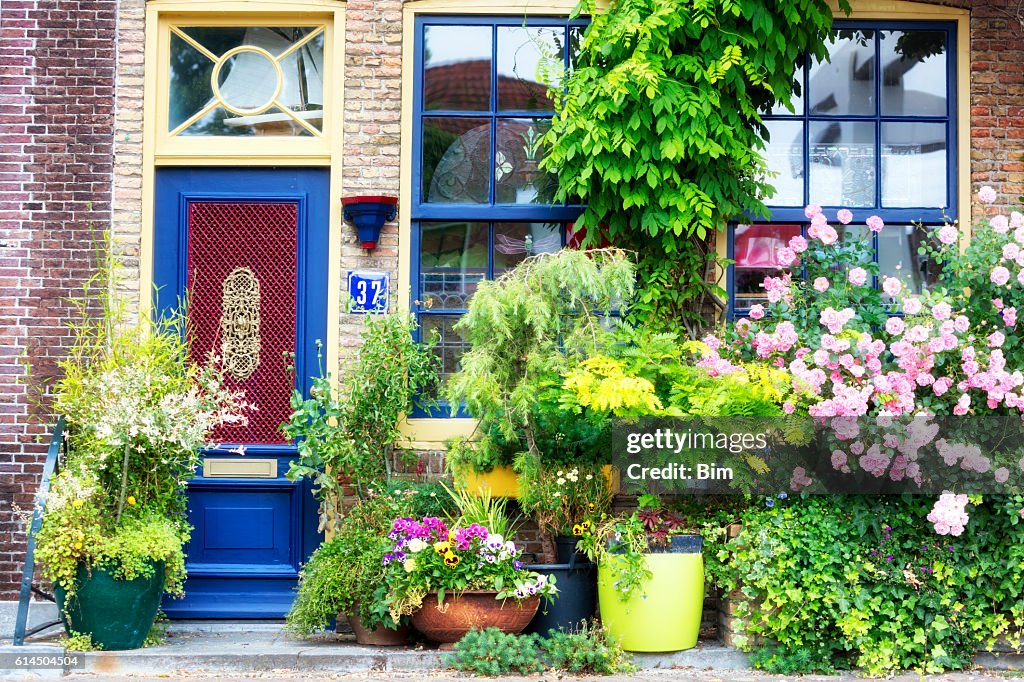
[446,629,546,676]
[715,495,1024,676]
[446,624,635,676]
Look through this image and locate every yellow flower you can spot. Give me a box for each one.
[447,531,456,543]
[74,542,82,550]
[433,541,450,555]
[72,499,84,509]
[587,503,596,512]
[572,524,584,536]
[443,551,460,568]
[127,496,137,506]
[581,521,591,531]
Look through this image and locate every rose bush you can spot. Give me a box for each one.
[698,189,1024,531]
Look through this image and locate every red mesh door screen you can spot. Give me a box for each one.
[187,201,299,445]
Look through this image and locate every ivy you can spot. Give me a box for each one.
[543,0,849,329]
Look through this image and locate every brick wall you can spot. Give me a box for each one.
[340,0,404,354]
[0,0,117,598]
[970,1,1024,222]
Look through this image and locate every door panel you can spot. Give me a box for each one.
[153,167,327,618]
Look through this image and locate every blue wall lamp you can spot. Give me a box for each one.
[341,195,398,250]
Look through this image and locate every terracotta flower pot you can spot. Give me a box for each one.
[411,590,539,643]
[346,614,409,646]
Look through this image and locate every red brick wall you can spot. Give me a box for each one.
[970,1,1024,220]
[0,0,116,598]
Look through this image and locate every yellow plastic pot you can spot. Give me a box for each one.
[597,535,704,652]
[456,465,520,498]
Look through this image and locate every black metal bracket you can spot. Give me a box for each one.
[13,417,65,646]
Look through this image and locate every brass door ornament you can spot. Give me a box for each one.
[220,266,261,381]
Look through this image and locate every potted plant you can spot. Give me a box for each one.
[516,462,612,635]
[579,496,705,652]
[445,248,635,559]
[34,247,249,650]
[383,515,558,643]
[444,435,520,499]
[286,482,452,645]
[282,312,439,533]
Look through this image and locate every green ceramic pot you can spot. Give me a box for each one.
[54,561,165,650]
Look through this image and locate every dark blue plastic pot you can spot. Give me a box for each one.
[526,559,597,636]
[341,196,398,249]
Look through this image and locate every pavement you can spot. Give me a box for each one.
[2,621,1024,681]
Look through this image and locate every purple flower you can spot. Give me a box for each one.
[513,560,524,570]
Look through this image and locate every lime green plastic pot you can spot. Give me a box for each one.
[598,535,704,652]
[55,561,165,650]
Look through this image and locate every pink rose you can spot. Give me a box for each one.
[848,267,868,286]
[749,304,765,321]
[1003,307,1018,327]
[979,186,997,204]
[882,277,902,297]
[783,401,795,415]
[1015,226,1024,244]
[837,209,853,225]
[1018,269,1024,286]
[937,225,959,245]
[954,315,970,333]
[995,467,1010,484]
[885,317,905,336]
[932,302,952,320]
[903,297,923,315]
[788,235,808,253]
[933,377,951,396]
[1004,243,1020,260]
[818,224,839,245]
[992,266,1011,286]
[989,331,1005,348]
[1012,212,1024,229]
[777,247,798,267]
[866,215,884,233]
[805,204,822,219]
[992,215,1010,234]
[813,277,830,293]
[994,298,1005,310]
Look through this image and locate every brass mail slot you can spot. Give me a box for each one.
[203,458,277,479]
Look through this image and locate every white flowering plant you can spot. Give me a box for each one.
[33,242,250,597]
[516,462,613,538]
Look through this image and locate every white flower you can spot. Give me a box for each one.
[557,477,566,485]
[403,559,417,573]
[407,538,427,553]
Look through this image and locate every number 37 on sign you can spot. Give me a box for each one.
[347,271,390,314]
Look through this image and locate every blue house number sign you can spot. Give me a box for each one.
[348,271,390,313]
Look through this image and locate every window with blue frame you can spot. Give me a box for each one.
[731,21,957,314]
[411,16,584,386]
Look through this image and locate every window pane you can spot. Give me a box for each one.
[809,30,876,115]
[495,119,557,204]
[170,27,323,137]
[882,122,946,208]
[497,27,563,112]
[494,223,562,273]
[569,25,585,71]
[419,221,488,310]
[421,315,469,381]
[422,117,491,203]
[880,31,947,116]
[771,72,804,115]
[808,121,876,207]
[423,25,492,111]
[733,224,800,309]
[762,120,804,206]
[879,225,938,297]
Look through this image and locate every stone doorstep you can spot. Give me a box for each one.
[0,624,749,676]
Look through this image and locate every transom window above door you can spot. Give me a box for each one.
[168,25,325,137]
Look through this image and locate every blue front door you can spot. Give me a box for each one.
[153,167,327,618]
